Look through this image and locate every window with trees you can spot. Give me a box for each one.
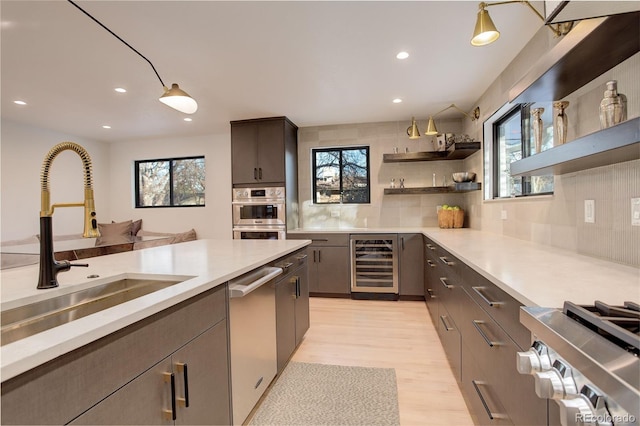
[313,146,370,204]
[135,156,205,207]
[486,102,554,199]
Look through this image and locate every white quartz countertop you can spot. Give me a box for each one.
[291,227,640,308]
[0,239,310,381]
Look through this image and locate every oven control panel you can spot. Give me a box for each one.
[517,341,636,426]
[233,187,284,201]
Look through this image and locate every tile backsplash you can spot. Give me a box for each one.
[298,120,473,229]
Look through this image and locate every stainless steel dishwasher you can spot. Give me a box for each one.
[228,266,283,425]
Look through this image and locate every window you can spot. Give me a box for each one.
[135,156,205,207]
[485,102,554,199]
[313,146,370,204]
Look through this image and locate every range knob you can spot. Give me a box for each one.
[534,370,566,400]
[276,189,282,196]
[557,396,597,426]
[516,342,552,374]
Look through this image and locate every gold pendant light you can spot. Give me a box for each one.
[407,117,421,139]
[470,1,572,47]
[471,3,500,46]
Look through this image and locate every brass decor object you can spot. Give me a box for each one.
[531,107,544,153]
[599,80,627,129]
[471,1,574,47]
[38,141,99,289]
[553,101,569,145]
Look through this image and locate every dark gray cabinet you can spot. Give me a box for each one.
[398,233,424,298]
[287,233,350,296]
[70,322,230,425]
[423,237,547,425]
[275,250,310,374]
[230,117,298,186]
[1,286,231,426]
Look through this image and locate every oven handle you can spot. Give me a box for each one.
[231,200,285,205]
[228,267,283,298]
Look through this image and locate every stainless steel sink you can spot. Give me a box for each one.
[1,276,186,346]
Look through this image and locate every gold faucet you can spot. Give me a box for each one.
[38,142,100,289]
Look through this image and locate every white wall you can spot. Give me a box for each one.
[1,120,233,242]
[0,120,111,241]
[108,133,232,240]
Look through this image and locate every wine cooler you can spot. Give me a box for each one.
[350,234,398,296]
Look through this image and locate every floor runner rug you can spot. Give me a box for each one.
[249,362,400,425]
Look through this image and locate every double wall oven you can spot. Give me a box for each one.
[232,187,286,240]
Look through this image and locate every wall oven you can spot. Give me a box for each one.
[232,187,286,239]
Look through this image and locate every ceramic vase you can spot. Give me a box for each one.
[553,101,569,146]
[599,80,627,129]
[531,108,544,154]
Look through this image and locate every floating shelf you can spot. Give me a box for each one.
[384,182,482,195]
[383,142,480,163]
[509,12,639,104]
[510,118,640,177]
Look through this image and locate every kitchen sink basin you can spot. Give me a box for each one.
[1,275,187,346]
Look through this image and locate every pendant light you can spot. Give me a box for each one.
[407,117,421,139]
[425,104,480,136]
[159,84,198,114]
[470,1,573,47]
[67,0,198,114]
[471,3,500,46]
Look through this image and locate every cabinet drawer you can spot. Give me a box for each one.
[461,267,531,351]
[288,233,349,246]
[437,303,461,382]
[1,285,227,425]
[425,238,467,282]
[461,345,513,425]
[459,289,547,426]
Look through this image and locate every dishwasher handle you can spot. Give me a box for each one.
[229,266,283,298]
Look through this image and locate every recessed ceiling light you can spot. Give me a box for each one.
[114,87,127,93]
[184,118,193,122]
[392,98,403,104]
[13,100,27,105]
[102,125,111,129]
[396,51,409,60]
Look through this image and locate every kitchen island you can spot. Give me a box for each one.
[1,238,310,383]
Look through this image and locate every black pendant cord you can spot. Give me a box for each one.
[66,0,166,88]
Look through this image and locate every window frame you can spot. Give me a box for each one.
[134,155,205,208]
[312,146,371,205]
[484,102,554,200]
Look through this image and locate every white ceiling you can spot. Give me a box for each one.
[1,0,543,142]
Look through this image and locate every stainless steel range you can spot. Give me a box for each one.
[518,301,639,426]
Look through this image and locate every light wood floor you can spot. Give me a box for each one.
[290,297,475,426]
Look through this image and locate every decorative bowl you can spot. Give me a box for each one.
[452,172,476,183]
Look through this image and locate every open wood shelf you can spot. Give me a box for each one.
[509,12,639,103]
[510,118,639,177]
[383,142,480,163]
[384,182,481,195]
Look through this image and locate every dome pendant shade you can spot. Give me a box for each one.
[407,117,421,139]
[471,8,500,46]
[159,83,198,114]
[425,116,438,136]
